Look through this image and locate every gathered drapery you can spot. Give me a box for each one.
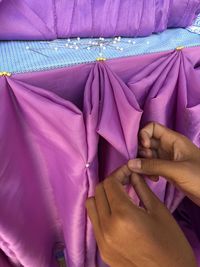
[0,47,200,266]
[0,0,200,40]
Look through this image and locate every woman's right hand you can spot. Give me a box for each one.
[128,122,200,206]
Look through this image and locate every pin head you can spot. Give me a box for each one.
[85,163,90,168]
[176,46,184,51]
[0,72,11,77]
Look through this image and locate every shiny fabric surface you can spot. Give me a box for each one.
[0,46,200,267]
[0,0,200,40]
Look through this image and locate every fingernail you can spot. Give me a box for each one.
[128,159,141,170]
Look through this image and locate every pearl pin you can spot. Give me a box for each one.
[85,163,90,168]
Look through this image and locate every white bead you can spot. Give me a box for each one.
[128,40,132,43]
[146,41,150,44]
[67,38,71,42]
[103,47,106,50]
[85,163,90,168]
[100,43,103,47]
[26,46,30,50]
[75,46,79,50]
[54,47,58,51]
[65,43,68,47]
[132,41,136,44]
[99,52,103,56]
[113,41,117,44]
[77,37,80,41]
[120,48,123,51]
[87,47,91,50]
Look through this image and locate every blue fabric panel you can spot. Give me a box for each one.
[0,28,200,74]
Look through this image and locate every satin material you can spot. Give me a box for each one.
[0,0,200,40]
[0,47,200,267]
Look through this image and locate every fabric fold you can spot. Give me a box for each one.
[84,62,142,176]
[0,47,200,267]
[1,0,200,39]
[176,52,200,146]
[0,0,56,40]
[0,77,89,267]
[0,77,61,267]
[126,49,200,210]
[83,62,142,267]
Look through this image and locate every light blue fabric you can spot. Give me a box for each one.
[187,13,200,34]
[0,28,200,74]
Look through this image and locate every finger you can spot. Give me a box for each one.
[139,129,151,148]
[130,173,160,211]
[140,122,180,149]
[108,164,132,184]
[86,197,102,244]
[140,122,172,140]
[103,165,136,212]
[138,148,158,158]
[139,130,159,150]
[95,183,111,225]
[128,158,188,184]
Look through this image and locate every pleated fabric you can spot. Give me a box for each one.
[0,0,200,39]
[0,47,200,266]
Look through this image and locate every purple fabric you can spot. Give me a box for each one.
[174,198,200,264]
[0,47,200,267]
[0,0,200,40]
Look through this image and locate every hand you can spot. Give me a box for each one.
[128,122,200,206]
[86,165,197,267]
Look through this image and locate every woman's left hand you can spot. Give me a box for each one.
[86,165,197,267]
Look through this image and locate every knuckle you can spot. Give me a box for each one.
[111,213,127,229]
[102,216,125,244]
[102,225,113,243]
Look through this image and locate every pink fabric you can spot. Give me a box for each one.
[0,47,200,266]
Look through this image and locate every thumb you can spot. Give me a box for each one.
[128,158,188,184]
